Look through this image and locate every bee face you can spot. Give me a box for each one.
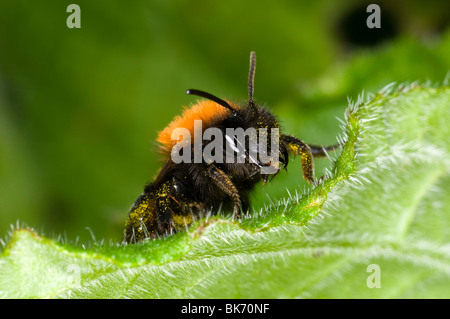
[123,52,339,243]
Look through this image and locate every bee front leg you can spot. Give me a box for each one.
[307,143,341,158]
[206,164,241,218]
[282,135,316,184]
[123,192,156,243]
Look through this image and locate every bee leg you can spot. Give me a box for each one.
[307,143,341,158]
[206,165,241,218]
[122,192,155,243]
[282,135,315,184]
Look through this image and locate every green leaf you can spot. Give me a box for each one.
[1,84,450,298]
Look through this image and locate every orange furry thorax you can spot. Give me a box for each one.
[157,99,238,157]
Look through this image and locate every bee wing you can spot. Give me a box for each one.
[224,133,267,168]
[224,134,244,159]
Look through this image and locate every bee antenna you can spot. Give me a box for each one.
[248,51,256,105]
[186,89,237,113]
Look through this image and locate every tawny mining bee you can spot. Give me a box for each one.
[123,52,338,243]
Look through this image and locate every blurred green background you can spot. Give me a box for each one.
[0,0,448,243]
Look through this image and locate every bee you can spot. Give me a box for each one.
[123,52,339,243]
